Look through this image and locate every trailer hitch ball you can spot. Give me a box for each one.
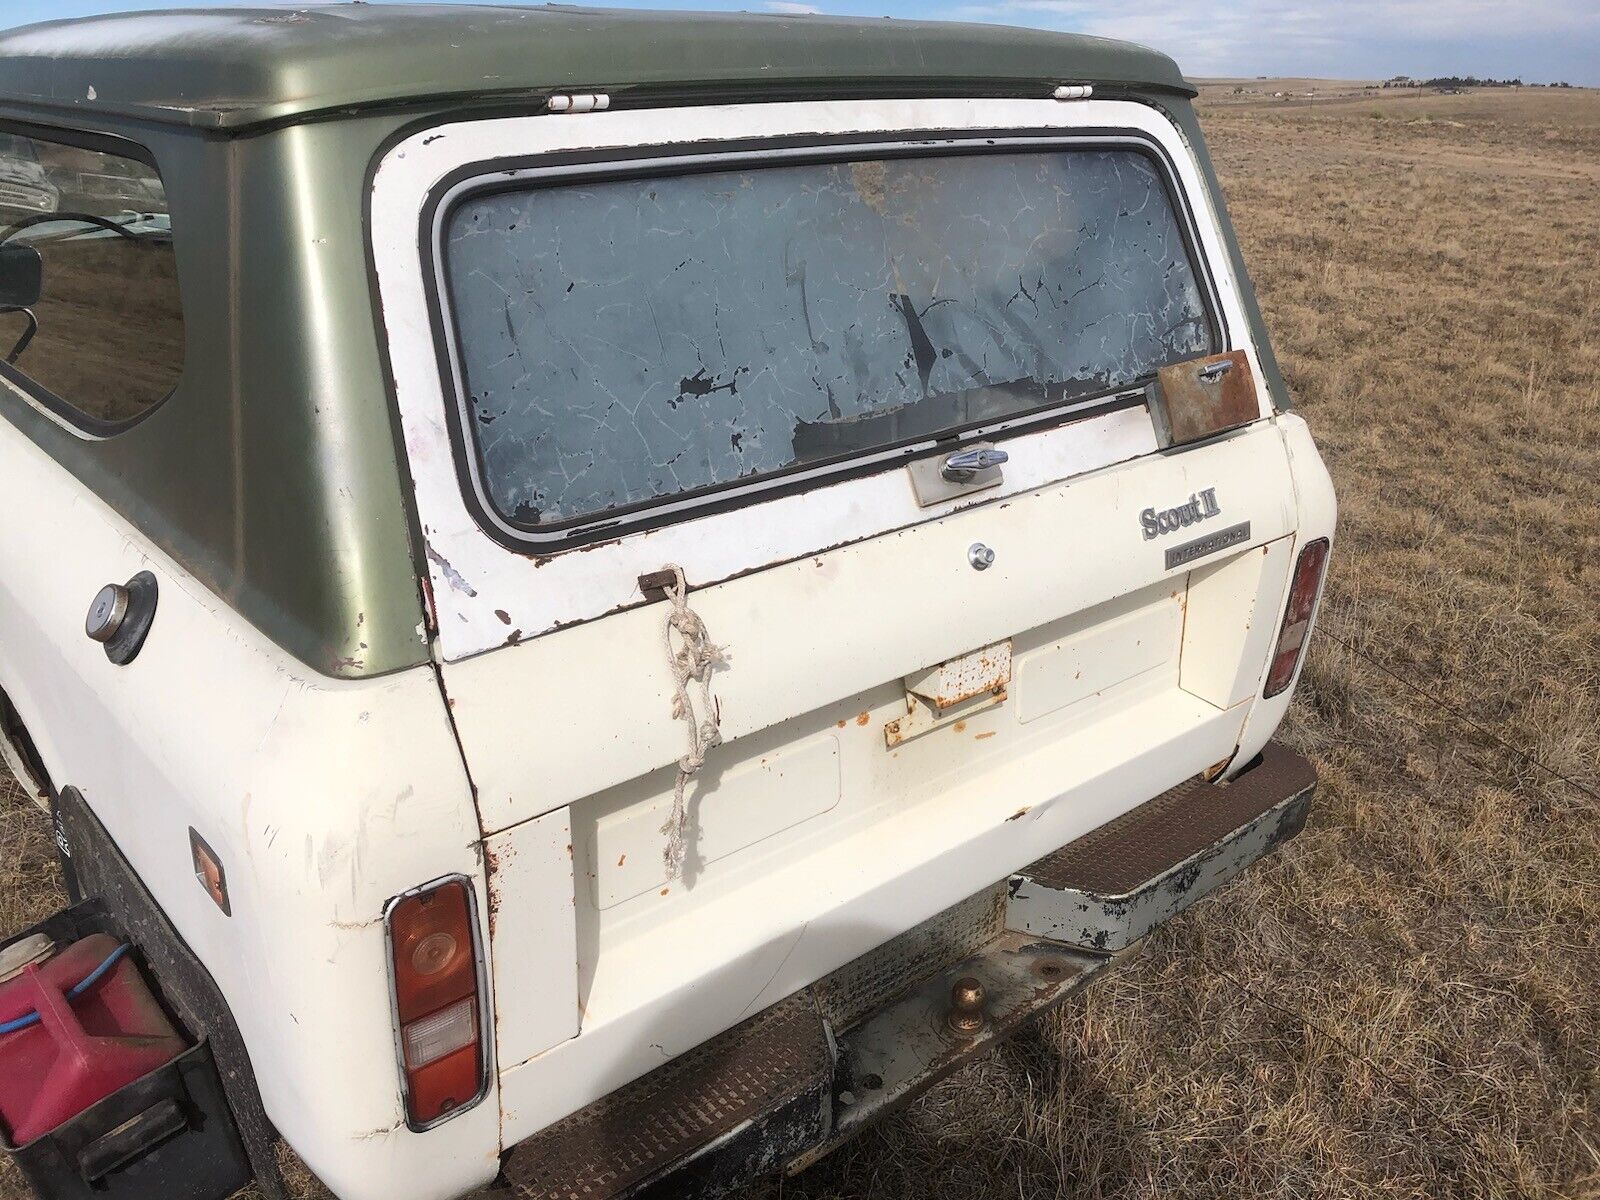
[947,975,986,1036]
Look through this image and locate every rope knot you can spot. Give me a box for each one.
[658,566,727,880]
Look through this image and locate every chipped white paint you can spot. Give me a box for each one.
[369,98,1276,662]
[0,420,497,1200]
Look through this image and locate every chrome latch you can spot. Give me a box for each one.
[941,446,1009,482]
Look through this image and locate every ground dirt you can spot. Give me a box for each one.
[2,84,1597,1200]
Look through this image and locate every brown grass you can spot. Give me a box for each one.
[3,84,1598,1200]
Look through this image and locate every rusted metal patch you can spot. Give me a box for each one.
[791,932,1106,1175]
[500,995,829,1200]
[1147,349,1258,448]
[905,640,1013,711]
[1007,741,1316,951]
[813,884,1007,1032]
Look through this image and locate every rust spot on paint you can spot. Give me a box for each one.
[975,731,997,740]
[953,720,968,733]
[855,712,870,726]
[836,719,847,729]
[617,853,626,867]
[1007,806,1031,821]
[495,608,512,625]
[660,887,670,896]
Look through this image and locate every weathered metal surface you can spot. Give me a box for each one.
[1147,349,1259,448]
[884,640,1015,748]
[499,995,829,1200]
[813,884,1007,1032]
[497,742,1315,1198]
[790,932,1107,1175]
[0,8,1194,132]
[483,810,581,1072]
[905,641,1014,712]
[1007,741,1317,951]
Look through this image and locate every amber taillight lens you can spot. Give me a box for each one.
[1263,538,1330,699]
[386,879,485,1128]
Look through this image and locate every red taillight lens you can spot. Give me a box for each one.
[387,879,484,1128]
[1263,538,1330,699]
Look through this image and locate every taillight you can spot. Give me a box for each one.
[1263,537,1330,698]
[385,877,487,1129]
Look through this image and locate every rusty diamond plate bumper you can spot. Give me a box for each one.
[499,742,1316,1200]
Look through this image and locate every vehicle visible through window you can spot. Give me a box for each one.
[440,145,1217,538]
[0,128,182,428]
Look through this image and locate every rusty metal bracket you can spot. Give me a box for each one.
[1146,349,1259,448]
[637,569,680,602]
[1007,741,1316,951]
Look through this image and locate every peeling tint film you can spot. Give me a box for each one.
[444,149,1214,531]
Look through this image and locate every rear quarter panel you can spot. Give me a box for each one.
[0,418,498,1200]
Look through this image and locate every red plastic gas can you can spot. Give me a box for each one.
[0,933,185,1146]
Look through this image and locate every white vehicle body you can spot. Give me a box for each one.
[0,42,1333,1200]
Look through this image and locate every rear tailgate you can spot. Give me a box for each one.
[369,95,1303,1139]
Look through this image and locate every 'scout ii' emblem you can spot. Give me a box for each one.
[1141,487,1221,540]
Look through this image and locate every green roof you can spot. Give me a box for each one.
[0,4,1192,131]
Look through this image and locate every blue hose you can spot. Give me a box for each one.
[0,943,133,1036]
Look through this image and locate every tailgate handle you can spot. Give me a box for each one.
[1197,359,1234,384]
[941,447,1009,481]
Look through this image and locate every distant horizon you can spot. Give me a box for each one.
[3,1,1598,89]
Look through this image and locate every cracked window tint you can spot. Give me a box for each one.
[443,148,1214,530]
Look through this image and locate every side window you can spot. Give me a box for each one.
[0,128,182,429]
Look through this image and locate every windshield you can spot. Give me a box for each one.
[441,145,1217,535]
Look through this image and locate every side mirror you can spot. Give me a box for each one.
[0,243,42,309]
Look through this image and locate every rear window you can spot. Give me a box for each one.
[439,144,1216,539]
[0,128,182,430]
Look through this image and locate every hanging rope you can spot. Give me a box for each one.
[658,565,728,880]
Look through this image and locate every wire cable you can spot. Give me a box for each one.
[0,943,133,1036]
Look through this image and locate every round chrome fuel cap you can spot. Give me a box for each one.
[85,583,130,643]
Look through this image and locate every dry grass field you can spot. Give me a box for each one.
[3,83,1597,1200]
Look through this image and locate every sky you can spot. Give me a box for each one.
[2,0,1597,87]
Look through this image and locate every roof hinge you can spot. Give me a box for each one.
[1052,84,1095,101]
[546,93,610,114]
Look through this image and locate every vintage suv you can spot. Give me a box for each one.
[0,7,1334,1200]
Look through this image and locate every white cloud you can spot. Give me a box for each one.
[765,1,822,12]
[943,0,1600,79]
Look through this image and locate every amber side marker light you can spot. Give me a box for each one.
[1264,537,1331,699]
[384,876,489,1129]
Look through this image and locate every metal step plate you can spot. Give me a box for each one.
[1007,741,1317,951]
[789,933,1106,1176]
[499,995,830,1200]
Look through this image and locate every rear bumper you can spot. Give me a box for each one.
[498,742,1316,1200]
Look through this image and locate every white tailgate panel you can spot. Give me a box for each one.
[484,809,580,1068]
[446,422,1294,834]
